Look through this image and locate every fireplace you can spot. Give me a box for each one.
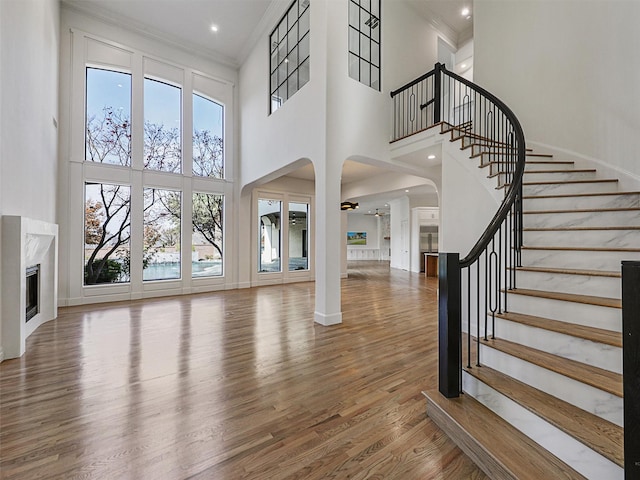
[25,265,40,322]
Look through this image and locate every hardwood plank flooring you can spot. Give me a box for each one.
[0,262,488,480]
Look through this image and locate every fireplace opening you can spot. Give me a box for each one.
[26,264,40,322]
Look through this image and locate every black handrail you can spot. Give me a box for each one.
[390,63,526,398]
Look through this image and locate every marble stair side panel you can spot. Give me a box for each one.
[493,316,621,374]
[523,209,640,228]
[477,343,623,427]
[514,268,620,298]
[523,227,640,248]
[462,372,623,480]
[520,247,640,272]
[504,293,620,332]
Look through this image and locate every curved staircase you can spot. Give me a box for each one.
[425,130,625,479]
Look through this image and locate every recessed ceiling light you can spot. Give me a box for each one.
[405,189,409,193]
[428,154,436,160]
[461,7,470,16]
[210,24,219,32]
[460,63,467,69]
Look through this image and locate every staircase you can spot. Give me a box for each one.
[425,127,625,479]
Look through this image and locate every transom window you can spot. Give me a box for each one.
[269,0,310,114]
[348,0,381,91]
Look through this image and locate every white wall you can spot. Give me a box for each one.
[0,0,59,361]
[475,0,640,179]
[389,196,410,270]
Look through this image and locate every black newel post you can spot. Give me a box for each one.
[433,63,442,124]
[623,261,640,478]
[439,252,461,398]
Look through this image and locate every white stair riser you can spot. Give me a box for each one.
[522,171,596,183]
[487,161,574,176]
[523,210,640,228]
[520,248,640,271]
[523,228,640,248]
[523,181,618,196]
[462,373,623,480]
[505,294,620,332]
[494,317,621,374]
[524,194,640,211]
[478,344,623,427]
[515,269,621,299]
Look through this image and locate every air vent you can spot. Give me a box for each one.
[365,16,379,29]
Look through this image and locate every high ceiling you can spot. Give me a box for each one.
[63,0,471,212]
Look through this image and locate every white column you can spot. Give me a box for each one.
[313,158,342,326]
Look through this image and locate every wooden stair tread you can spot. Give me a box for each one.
[480,160,573,169]
[424,389,587,480]
[523,190,640,199]
[512,265,620,278]
[496,311,622,347]
[524,225,640,231]
[508,287,621,309]
[463,365,624,467]
[523,207,640,214]
[480,336,623,397]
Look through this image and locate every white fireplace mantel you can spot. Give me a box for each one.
[1,216,58,360]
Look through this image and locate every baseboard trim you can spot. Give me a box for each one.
[314,311,342,326]
[0,347,4,363]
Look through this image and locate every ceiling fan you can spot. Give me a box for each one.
[364,209,387,217]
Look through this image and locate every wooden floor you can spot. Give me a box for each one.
[0,262,488,480]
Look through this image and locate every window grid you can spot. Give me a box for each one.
[348,0,381,91]
[270,0,310,114]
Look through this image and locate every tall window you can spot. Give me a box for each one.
[270,0,310,114]
[84,182,131,285]
[259,199,282,272]
[144,78,182,173]
[288,202,309,271]
[348,0,381,91]
[143,188,181,281]
[193,93,224,178]
[192,193,224,277]
[85,68,132,166]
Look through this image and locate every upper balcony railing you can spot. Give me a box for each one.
[391,63,526,398]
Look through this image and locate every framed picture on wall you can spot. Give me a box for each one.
[347,231,367,245]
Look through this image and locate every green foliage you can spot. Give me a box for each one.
[84,258,123,284]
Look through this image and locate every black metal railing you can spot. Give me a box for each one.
[392,63,526,397]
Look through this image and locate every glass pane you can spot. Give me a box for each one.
[288,1,298,30]
[270,32,278,53]
[360,10,370,37]
[349,27,359,54]
[86,68,132,166]
[371,41,380,66]
[371,65,380,90]
[84,182,131,285]
[299,33,310,62]
[348,1,359,28]
[277,42,287,65]
[289,23,298,51]
[278,84,288,103]
[361,0,370,13]
[193,93,224,178]
[278,21,287,43]
[287,46,299,74]
[143,188,181,281]
[259,199,282,273]
[288,202,309,271]
[299,58,310,88]
[144,78,182,173]
[360,58,370,86]
[192,193,223,278]
[299,7,310,38]
[278,62,288,87]
[271,94,283,113]
[371,18,380,42]
[288,74,299,98]
[349,53,359,81]
[371,0,379,18]
[360,33,371,61]
[270,49,278,73]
